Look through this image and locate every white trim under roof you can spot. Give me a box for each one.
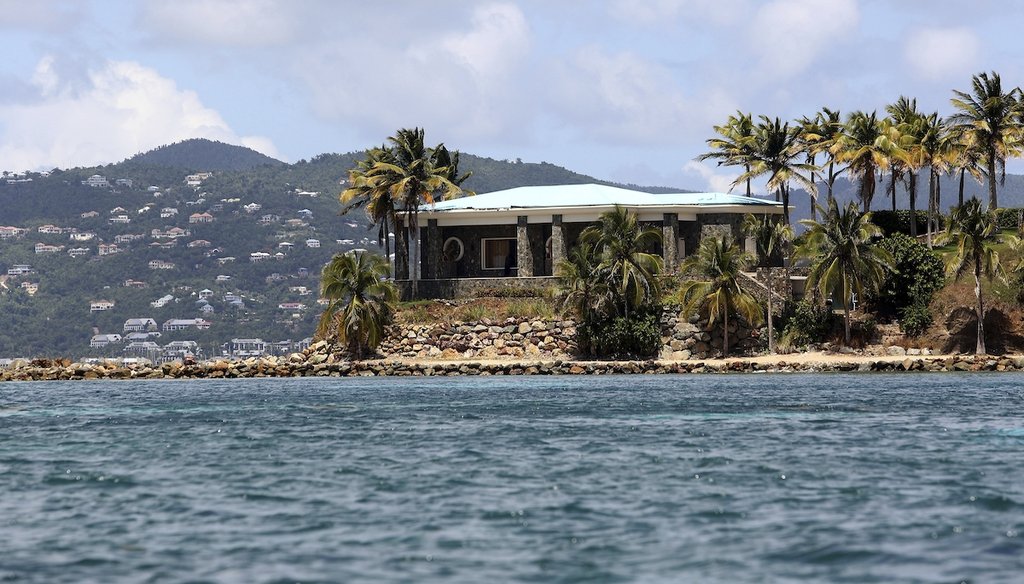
[414,183,784,226]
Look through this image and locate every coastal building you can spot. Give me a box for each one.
[278,302,307,311]
[6,264,33,276]
[243,203,262,214]
[108,214,131,224]
[115,178,133,188]
[0,226,27,239]
[189,212,214,224]
[98,243,120,255]
[401,183,784,298]
[151,294,175,308]
[123,279,148,289]
[185,172,213,187]
[68,247,90,258]
[70,232,96,241]
[305,238,320,248]
[249,252,271,263]
[148,260,176,270]
[114,234,144,244]
[229,338,266,357]
[123,341,161,357]
[160,207,179,218]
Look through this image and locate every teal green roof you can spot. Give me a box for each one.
[427,183,782,212]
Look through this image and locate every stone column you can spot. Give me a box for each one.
[516,215,533,277]
[424,219,440,280]
[551,214,566,271]
[662,213,679,271]
[394,223,409,280]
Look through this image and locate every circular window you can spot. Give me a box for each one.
[442,237,465,262]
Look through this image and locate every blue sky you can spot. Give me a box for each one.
[1,0,1022,191]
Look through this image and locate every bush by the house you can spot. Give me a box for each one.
[899,302,933,337]
[780,299,836,347]
[576,310,661,358]
[872,233,945,320]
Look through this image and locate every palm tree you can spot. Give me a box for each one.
[697,111,757,196]
[743,214,793,354]
[316,251,399,359]
[796,115,826,221]
[797,199,893,344]
[816,107,847,208]
[580,205,663,318]
[948,71,1023,209]
[917,112,953,247]
[736,116,817,225]
[887,97,922,231]
[833,111,902,212]
[341,146,397,266]
[938,198,1004,354]
[948,132,986,207]
[556,241,614,354]
[678,236,763,357]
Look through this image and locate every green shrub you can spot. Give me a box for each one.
[898,302,933,337]
[577,311,661,358]
[872,233,945,320]
[780,299,836,346]
[994,208,1024,230]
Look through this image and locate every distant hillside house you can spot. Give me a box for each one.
[284,219,306,228]
[278,302,307,311]
[82,174,109,188]
[80,211,100,219]
[278,242,294,250]
[68,247,90,258]
[305,238,320,248]
[124,341,160,356]
[216,257,235,265]
[162,318,211,331]
[250,252,271,263]
[108,214,131,224]
[114,234,144,244]
[37,224,65,234]
[151,294,175,308]
[185,172,213,187]
[7,264,33,276]
[34,243,63,254]
[244,203,263,214]
[0,226,27,239]
[124,318,158,332]
[199,304,215,315]
[198,289,214,299]
[403,183,784,298]
[21,282,38,295]
[188,239,211,248]
[160,207,179,218]
[151,227,190,239]
[90,333,122,348]
[70,231,96,241]
[148,260,176,270]
[90,300,115,312]
[297,209,313,219]
[260,214,280,224]
[150,241,177,250]
[189,212,214,224]
[109,207,127,214]
[123,279,148,289]
[216,274,232,282]
[115,178,133,188]
[98,243,120,255]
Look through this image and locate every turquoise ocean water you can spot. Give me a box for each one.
[1,374,1023,583]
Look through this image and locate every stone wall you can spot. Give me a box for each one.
[375,306,762,361]
[396,277,558,301]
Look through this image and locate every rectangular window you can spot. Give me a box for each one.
[482,238,517,271]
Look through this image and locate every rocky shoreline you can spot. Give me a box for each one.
[3,346,1024,382]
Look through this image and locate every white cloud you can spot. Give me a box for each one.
[139,0,297,47]
[904,27,980,82]
[682,160,742,193]
[0,0,80,31]
[608,0,750,27]
[548,46,738,144]
[0,57,278,171]
[294,3,534,143]
[749,0,859,78]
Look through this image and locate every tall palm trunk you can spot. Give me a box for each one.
[745,164,751,197]
[926,169,935,248]
[890,171,897,212]
[843,303,851,345]
[908,172,918,237]
[723,309,730,357]
[975,255,985,355]
[766,268,775,354]
[781,185,790,225]
[933,175,941,238]
[987,149,998,209]
[809,171,817,222]
[958,169,966,207]
[827,162,836,207]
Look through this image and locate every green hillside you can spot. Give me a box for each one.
[0,141,681,358]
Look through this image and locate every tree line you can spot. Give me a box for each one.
[698,71,1023,238]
